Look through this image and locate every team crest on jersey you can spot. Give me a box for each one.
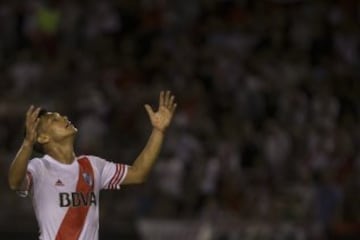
[82,172,93,186]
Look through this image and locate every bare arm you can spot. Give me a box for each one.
[8,106,40,190]
[122,91,177,184]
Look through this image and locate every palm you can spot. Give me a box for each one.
[150,106,172,129]
[145,91,177,132]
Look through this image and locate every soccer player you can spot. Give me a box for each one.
[8,91,177,240]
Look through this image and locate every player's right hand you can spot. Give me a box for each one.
[24,105,41,145]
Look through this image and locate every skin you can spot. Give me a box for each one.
[8,90,177,190]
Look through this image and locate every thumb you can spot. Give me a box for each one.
[144,104,154,117]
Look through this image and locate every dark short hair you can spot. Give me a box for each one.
[30,108,48,155]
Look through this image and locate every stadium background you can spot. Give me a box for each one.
[0,0,359,239]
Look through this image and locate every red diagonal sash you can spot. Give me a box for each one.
[55,157,94,240]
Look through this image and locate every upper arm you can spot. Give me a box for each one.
[91,156,144,187]
[122,165,145,185]
[102,162,128,189]
[16,172,33,197]
[16,159,41,197]
[91,156,129,189]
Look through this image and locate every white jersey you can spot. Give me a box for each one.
[21,154,128,240]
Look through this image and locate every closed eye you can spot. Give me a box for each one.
[50,116,61,122]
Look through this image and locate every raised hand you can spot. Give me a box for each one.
[24,105,41,145]
[145,91,177,132]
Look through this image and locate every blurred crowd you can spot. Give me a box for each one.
[0,0,359,239]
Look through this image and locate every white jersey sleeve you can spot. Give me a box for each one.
[18,158,43,197]
[88,155,128,190]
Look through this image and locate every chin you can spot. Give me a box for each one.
[66,127,78,136]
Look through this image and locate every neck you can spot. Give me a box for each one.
[45,139,76,164]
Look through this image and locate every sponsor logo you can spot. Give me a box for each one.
[59,192,97,207]
[55,179,64,186]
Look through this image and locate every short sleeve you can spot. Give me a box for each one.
[102,162,128,190]
[17,158,42,197]
[89,156,128,190]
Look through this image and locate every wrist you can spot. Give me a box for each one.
[22,139,34,148]
[153,127,165,134]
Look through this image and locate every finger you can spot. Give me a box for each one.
[27,108,40,127]
[164,90,170,106]
[31,107,41,119]
[144,104,154,117]
[159,91,164,107]
[29,108,41,123]
[26,105,34,118]
[35,117,40,124]
[26,107,35,126]
[28,118,40,132]
[171,103,177,114]
[33,118,40,130]
[168,95,175,108]
[28,118,40,139]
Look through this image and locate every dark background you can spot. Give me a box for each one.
[0,0,359,239]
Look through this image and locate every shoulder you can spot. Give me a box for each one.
[28,157,46,169]
[78,155,107,162]
[27,157,48,178]
[78,155,108,169]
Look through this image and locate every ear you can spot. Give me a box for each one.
[37,134,50,144]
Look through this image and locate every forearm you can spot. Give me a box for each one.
[131,128,164,181]
[8,140,33,190]
[124,90,176,184]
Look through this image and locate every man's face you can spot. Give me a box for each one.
[37,112,77,143]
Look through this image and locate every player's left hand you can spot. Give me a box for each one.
[145,90,177,132]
